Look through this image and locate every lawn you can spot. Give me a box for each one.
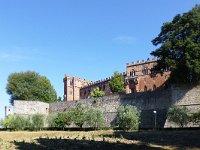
[0,130,199,150]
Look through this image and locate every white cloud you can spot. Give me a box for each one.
[113,36,136,44]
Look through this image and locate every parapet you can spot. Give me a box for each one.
[126,58,157,67]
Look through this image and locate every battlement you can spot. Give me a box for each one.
[81,72,126,88]
[126,57,157,67]
[64,74,93,83]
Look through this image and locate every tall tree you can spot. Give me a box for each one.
[151,5,200,83]
[109,71,125,93]
[6,71,57,105]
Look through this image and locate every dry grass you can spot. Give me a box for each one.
[0,130,199,150]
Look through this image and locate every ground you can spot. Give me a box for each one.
[0,130,200,150]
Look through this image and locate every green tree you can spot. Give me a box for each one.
[30,114,45,131]
[54,112,72,129]
[71,103,87,128]
[117,105,140,131]
[109,71,125,93]
[151,5,200,83]
[167,106,189,128]
[91,87,105,98]
[190,111,200,126]
[85,108,105,130]
[6,71,57,105]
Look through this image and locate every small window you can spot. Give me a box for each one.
[142,68,148,75]
[130,70,136,76]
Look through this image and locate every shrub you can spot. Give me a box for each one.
[167,106,189,128]
[85,108,105,130]
[47,113,58,127]
[117,105,140,131]
[0,114,28,130]
[30,114,45,130]
[91,87,105,98]
[190,111,200,126]
[54,112,72,129]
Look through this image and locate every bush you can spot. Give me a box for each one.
[91,87,105,98]
[85,108,105,130]
[190,111,200,126]
[47,113,58,127]
[117,105,140,131]
[30,114,45,130]
[0,114,28,130]
[167,106,189,128]
[54,112,72,129]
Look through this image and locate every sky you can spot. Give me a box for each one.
[0,0,199,119]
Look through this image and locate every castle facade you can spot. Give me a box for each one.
[63,58,171,101]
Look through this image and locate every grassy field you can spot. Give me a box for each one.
[0,130,200,150]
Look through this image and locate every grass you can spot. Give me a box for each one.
[0,130,199,149]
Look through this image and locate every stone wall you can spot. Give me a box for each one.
[14,84,200,128]
[14,100,49,116]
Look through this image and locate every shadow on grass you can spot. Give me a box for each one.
[102,130,200,149]
[13,137,164,150]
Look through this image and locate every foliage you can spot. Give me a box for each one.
[47,113,58,127]
[91,87,105,98]
[167,106,189,128]
[109,71,125,93]
[0,114,28,130]
[85,108,105,129]
[30,114,45,130]
[117,105,140,131]
[151,5,200,83]
[6,71,57,105]
[57,96,63,102]
[54,112,72,129]
[190,111,200,126]
[71,103,88,128]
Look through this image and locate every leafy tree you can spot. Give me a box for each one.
[151,5,200,83]
[167,106,189,128]
[91,87,105,98]
[54,112,72,129]
[71,103,87,128]
[57,96,63,102]
[109,71,125,93]
[86,108,105,130]
[6,71,57,105]
[117,105,140,131]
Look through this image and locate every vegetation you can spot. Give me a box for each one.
[117,105,140,131]
[151,5,200,83]
[30,114,45,131]
[190,111,200,126]
[85,108,105,130]
[54,112,72,129]
[109,71,125,93]
[6,71,57,105]
[91,87,105,98]
[167,106,189,128]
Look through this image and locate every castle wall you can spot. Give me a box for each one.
[14,100,49,116]
[13,84,200,128]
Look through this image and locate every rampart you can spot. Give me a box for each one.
[14,84,200,128]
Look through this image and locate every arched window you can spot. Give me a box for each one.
[130,70,136,76]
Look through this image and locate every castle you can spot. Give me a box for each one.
[63,58,171,101]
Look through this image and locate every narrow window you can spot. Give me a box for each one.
[144,86,147,92]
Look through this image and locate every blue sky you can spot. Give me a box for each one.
[0,0,199,119]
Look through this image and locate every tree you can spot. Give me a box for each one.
[167,106,189,128]
[71,103,87,128]
[91,87,105,98]
[190,111,200,126]
[85,108,105,130]
[54,112,72,129]
[6,71,57,105]
[109,71,125,93]
[151,5,200,83]
[117,105,140,131]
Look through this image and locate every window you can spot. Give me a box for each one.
[130,70,136,76]
[151,67,157,75]
[102,85,105,90]
[142,68,148,75]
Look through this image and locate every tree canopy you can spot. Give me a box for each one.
[151,5,200,83]
[91,87,105,98]
[109,71,125,93]
[6,71,57,105]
